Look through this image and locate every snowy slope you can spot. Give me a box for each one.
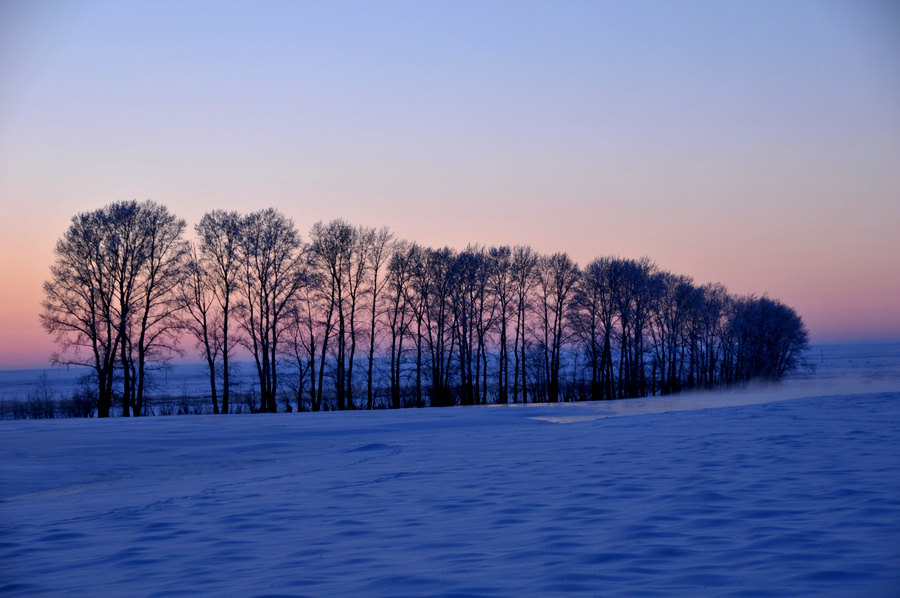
[1,364,899,596]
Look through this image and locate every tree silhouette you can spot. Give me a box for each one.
[194,210,242,413]
[42,200,187,417]
[45,208,811,416]
[238,208,304,413]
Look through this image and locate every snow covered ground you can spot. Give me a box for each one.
[1,344,899,596]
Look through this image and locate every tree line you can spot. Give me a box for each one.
[41,201,810,417]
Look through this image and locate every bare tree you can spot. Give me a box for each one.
[345,226,373,410]
[450,248,477,406]
[42,209,120,417]
[104,201,151,417]
[283,248,317,412]
[647,271,696,395]
[286,249,331,412]
[26,372,57,419]
[180,243,222,413]
[405,244,430,408]
[571,257,618,400]
[535,252,579,402]
[604,257,657,398]
[694,283,729,388]
[421,247,457,407]
[309,220,357,410]
[126,201,188,416]
[488,247,517,404]
[726,295,809,381]
[449,246,496,405]
[472,247,497,405]
[510,246,538,404]
[386,241,414,408]
[195,210,242,413]
[42,201,187,417]
[46,208,811,416]
[364,227,394,409]
[238,208,304,413]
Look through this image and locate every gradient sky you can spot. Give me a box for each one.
[1,0,899,368]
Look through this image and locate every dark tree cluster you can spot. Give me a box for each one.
[42,201,187,417]
[42,202,810,416]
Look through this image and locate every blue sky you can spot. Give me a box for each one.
[1,1,899,366]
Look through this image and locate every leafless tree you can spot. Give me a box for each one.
[180,243,222,413]
[693,283,729,388]
[647,271,696,395]
[46,207,812,416]
[194,210,242,413]
[535,252,579,402]
[26,372,57,419]
[510,245,538,404]
[238,208,304,413]
[285,248,331,412]
[450,246,496,405]
[488,246,514,404]
[42,208,120,417]
[309,219,359,410]
[725,295,809,381]
[364,227,394,409]
[385,241,414,408]
[450,248,476,405]
[571,257,618,400]
[603,257,657,398]
[42,201,187,417]
[344,225,373,410]
[404,244,430,408]
[418,247,457,407]
[125,201,189,416]
[472,247,498,405]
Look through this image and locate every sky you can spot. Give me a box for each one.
[1,0,899,368]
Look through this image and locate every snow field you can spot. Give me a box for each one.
[1,385,899,596]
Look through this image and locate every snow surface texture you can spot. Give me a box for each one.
[2,349,900,596]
